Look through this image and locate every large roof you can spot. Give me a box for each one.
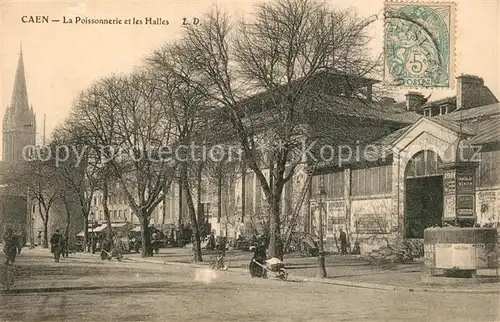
[202,93,419,150]
[439,102,500,146]
[201,72,419,148]
[439,102,500,121]
[315,101,500,171]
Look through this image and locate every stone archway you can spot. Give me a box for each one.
[404,150,444,238]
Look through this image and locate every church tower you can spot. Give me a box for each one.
[2,45,36,163]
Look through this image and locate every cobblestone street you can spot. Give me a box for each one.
[1,249,498,322]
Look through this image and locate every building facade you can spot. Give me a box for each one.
[308,75,499,253]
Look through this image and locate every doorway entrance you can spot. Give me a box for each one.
[404,150,444,238]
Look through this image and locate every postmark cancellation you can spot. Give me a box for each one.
[384,1,456,88]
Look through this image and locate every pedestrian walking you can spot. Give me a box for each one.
[339,228,348,255]
[2,227,17,264]
[50,229,64,262]
[62,235,69,258]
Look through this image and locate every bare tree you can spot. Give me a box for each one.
[179,0,378,258]
[5,157,60,248]
[68,73,175,257]
[146,44,212,261]
[51,127,102,251]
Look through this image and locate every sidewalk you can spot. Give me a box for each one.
[123,247,500,294]
[20,246,500,293]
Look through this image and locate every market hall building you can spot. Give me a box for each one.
[309,74,500,253]
[80,73,499,256]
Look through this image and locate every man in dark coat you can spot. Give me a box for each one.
[339,228,348,255]
[2,228,17,264]
[50,229,64,262]
[62,235,69,258]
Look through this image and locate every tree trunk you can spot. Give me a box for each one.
[38,202,49,248]
[102,181,113,244]
[83,215,89,252]
[268,194,283,260]
[161,196,167,226]
[63,197,71,250]
[140,216,150,258]
[43,220,49,249]
[196,165,203,234]
[178,177,183,229]
[217,174,222,224]
[241,168,246,223]
[182,166,202,262]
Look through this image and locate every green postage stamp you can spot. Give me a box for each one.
[384,2,455,88]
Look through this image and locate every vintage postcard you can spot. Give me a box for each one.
[0,0,499,321]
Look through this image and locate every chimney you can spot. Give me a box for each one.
[456,74,484,110]
[405,92,425,111]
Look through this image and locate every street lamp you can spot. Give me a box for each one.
[316,174,327,278]
[90,212,95,254]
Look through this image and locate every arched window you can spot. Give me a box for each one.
[405,150,443,179]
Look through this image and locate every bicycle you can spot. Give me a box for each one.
[0,260,16,291]
[209,250,229,270]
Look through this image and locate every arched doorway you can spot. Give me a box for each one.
[404,150,444,238]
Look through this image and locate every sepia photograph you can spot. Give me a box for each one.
[0,0,499,321]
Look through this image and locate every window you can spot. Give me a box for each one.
[118,210,122,219]
[405,150,442,178]
[351,165,392,196]
[245,171,254,214]
[204,203,212,221]
[113,210,117,219]
[255,177,262,215]
[200,178,213,203]
[327,216,334,234]
[124,209,129,221]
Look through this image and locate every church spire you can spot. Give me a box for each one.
[3,46,36,163]
[10,44,29,113]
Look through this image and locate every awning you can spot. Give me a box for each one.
[91,225,107,233]
[92,223,128,232]
[77,227,100,236]
[131,226,141,232]
[76,222,130,236]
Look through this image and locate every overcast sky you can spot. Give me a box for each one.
[1,0,499,156]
